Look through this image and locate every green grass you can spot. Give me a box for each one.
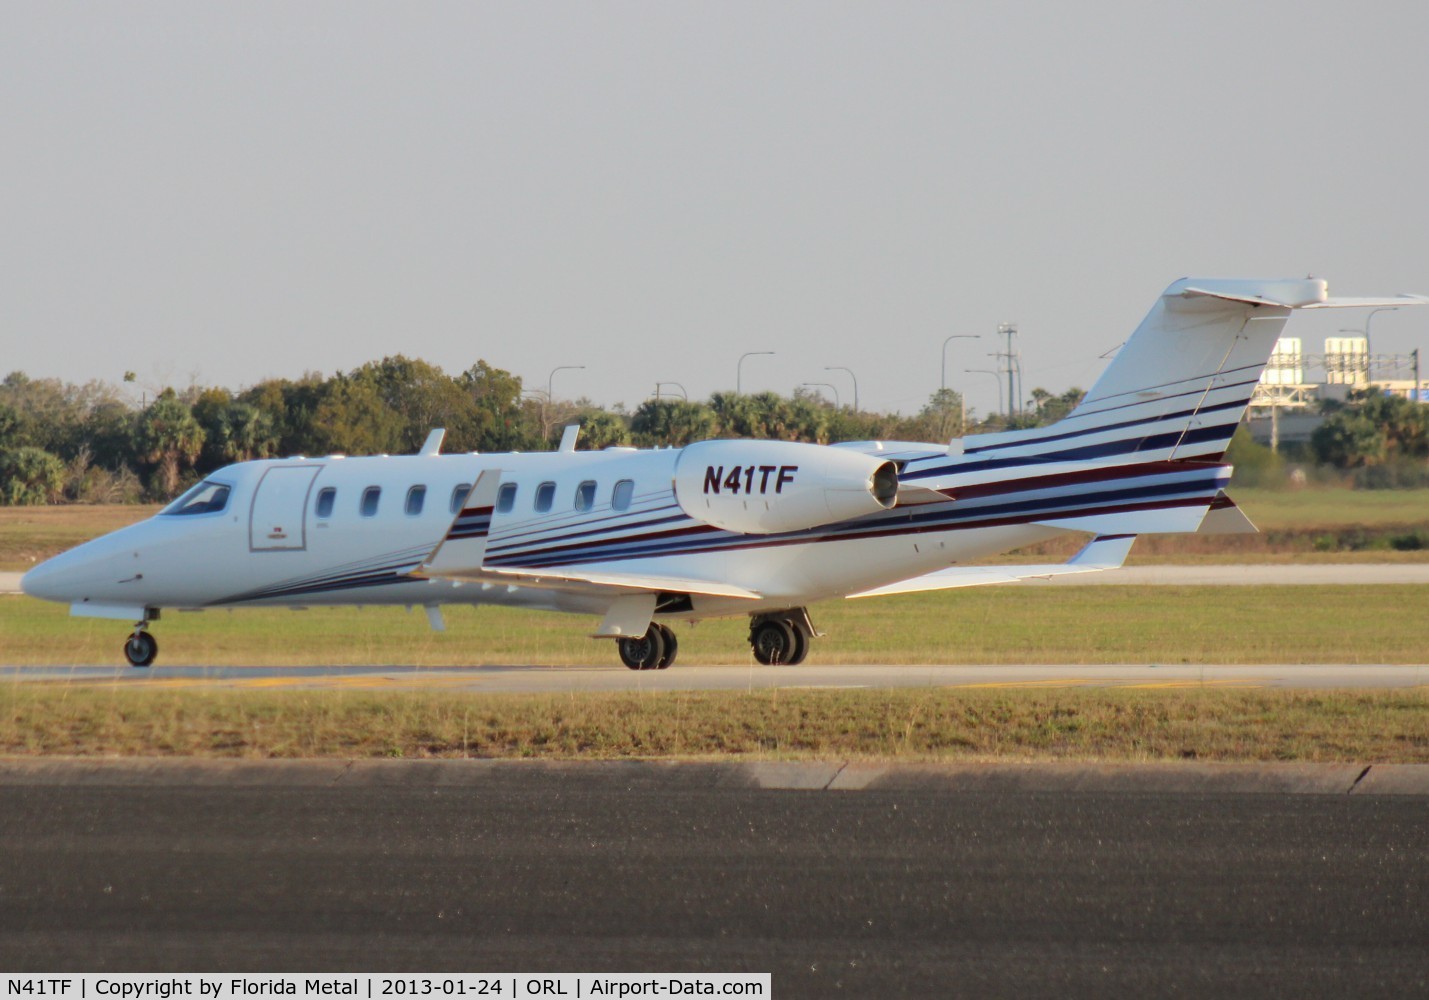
[5,584,1427,666]
[0,686,1422,762]
[1232,487,1429,529]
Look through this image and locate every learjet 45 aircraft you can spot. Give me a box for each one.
[21,277,1425,668]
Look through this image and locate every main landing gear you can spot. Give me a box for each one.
[748,609,815,666]
[124,622,158,667]
[618,623,678,670]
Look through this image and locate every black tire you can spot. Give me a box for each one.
[617,628,666,670]
[654,624,678,669]
[124,632,157,668]
[751,619,796,666]
[784,621,809,665]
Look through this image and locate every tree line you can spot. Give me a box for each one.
[0,356,1096,506]
[4,355,1423,505]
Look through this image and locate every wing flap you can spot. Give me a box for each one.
[847,534,1136,599]
[429,563,763,600]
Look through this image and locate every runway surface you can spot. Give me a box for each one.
[5,661,1426,691]
[1,759,1424,997]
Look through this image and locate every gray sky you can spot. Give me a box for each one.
[5,1,1427,418]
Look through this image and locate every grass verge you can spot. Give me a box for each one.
[6,584,1428,666]
[0,686,1423,762]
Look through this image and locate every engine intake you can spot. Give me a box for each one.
[673,440,898,535]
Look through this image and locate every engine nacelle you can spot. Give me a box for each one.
[673,440,898,535]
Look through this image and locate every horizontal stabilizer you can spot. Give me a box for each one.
[847,533,1135,599]
[1180,283,1428,311]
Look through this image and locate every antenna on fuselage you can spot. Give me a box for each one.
[419,428,446,456]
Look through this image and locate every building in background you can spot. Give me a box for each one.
[1247,337,1424,449]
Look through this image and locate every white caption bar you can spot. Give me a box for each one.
[3,977,771,1000]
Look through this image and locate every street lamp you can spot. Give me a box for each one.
[1341,306,1401,384]
[824,366,858,411]
[737,352,774,394]
[941,334,979,391]
[800,382,840,408]
[654,382,688,401]
[966,368,1004,417]
[548,365,585,403]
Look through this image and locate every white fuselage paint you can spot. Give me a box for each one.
[21,444,1060,623]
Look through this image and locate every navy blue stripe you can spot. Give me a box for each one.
[487,473,1228,570]
[907,420,1238,482]
[963,396,1252,455]
[1068,361,1265,412]
[216,563,423,604]
[487,512,690,557]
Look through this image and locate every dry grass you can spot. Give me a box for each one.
[4,490,1428,571]
[0,685,1422,762]
[0,504,155,570]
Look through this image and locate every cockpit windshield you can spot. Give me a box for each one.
[161,480,233,516]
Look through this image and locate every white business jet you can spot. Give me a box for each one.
[22,278,1424,669]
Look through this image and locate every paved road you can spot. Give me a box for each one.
[5,564,1429,596]
[0,760,1424,998]
[5,662,1426,691]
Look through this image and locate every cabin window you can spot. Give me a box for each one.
[315,487,336,519]
[534,481,556,513]
[161,480,232,516]
[450,483,471,514]
[574,480,597,512]
[497,482,517,514]
[405,485,427,516]
[612,479,634,512]
[360,486,381,517]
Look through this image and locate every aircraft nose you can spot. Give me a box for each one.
[20,538,137,606]
[20,558,73,603]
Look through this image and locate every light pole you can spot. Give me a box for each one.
[941,334,979,391]
[548,365,585,403]
[825,366,858,411]
[800,382,840,408]
[654,382,687,401]
[1342,306,1401,384]
[737,352,774,394]
[966,368,1003,418]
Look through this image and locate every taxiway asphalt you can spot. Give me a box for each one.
[1,759,1424,997]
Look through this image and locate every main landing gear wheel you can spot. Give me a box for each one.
[124,631,157,668]
[750,619,797,666]
[653,624,678,669]
[618,627,666,671]
[749,610,814,666]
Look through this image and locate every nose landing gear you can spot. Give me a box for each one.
[124,626,158,668]
[123,612,159,667]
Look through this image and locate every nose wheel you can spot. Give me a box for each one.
[124,629,158,668]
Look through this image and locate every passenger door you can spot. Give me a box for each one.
[249,466,322,551]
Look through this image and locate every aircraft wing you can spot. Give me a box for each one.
[846,533,1136,599]
[474,565,763,600]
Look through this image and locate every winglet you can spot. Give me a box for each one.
[416,468,502,577]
